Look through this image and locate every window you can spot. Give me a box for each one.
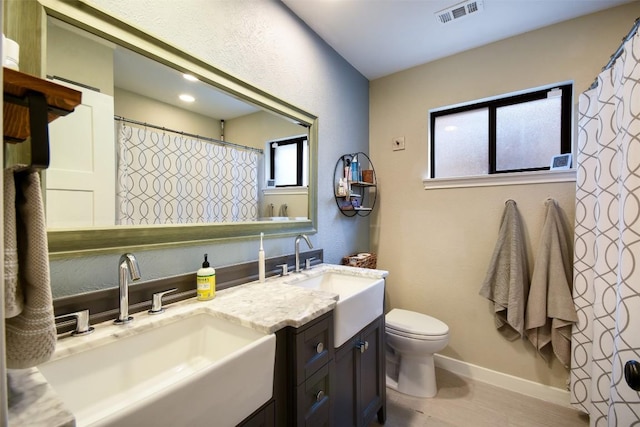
[268,136,308,187]
[429,83,572,179]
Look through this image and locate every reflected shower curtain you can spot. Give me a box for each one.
[116,121,259,224]
[570,29,640,426]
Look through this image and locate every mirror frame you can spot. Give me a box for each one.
[34,0,318,258]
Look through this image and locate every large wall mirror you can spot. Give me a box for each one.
[5,0,318,257]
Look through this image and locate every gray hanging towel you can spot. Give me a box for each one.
[479,200,530,341]
[5,167,56,369]
[525,199,577,368]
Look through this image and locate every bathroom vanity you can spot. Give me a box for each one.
[7,263,388,427]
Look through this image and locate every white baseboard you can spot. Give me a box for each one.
[434,354,571,407]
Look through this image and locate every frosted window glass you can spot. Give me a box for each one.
[274,143,297,185]
[434,108,488,178]
[496,97,561,171]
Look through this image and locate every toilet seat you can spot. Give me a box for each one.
[386,328,447,341]
[386,309,449,337]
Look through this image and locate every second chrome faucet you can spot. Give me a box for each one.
[114,253,141,325]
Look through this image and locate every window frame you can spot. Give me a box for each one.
[429,82,573,178]
[269,135,307,187]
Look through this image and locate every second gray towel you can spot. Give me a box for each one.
[525,198,577,367]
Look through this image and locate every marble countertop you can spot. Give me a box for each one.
[7,263,388,426]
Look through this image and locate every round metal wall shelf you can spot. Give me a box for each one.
[333,152,377,217]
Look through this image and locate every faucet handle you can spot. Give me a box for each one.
[148,288,177,314]
[55,309,94,336]
[305,257,316,270]
[277,263,290,276]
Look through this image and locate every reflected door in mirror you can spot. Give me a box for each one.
[46,80,116,229]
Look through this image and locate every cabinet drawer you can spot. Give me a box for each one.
[294,313,333,382]
[296,363,330,426]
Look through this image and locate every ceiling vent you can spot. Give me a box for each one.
[435,0,484,24]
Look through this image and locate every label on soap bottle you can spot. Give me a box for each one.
[197,273,216,301]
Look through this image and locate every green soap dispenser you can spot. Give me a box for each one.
[197,254,216,301]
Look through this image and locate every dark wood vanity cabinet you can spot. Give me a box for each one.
[274,311,334,426]
[333,315,386,427]
[267,311,386,427]
[237,400,275,427]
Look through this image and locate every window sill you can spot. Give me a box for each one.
[422,169,576,190]
[262,186,308,195]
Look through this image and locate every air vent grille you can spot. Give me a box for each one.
[436,0,484,24]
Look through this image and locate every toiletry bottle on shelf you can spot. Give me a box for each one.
[197,254,216,301]
[337,178,347,197]
[258,232,266,283]
[344,158,351,182]
[351,156,359,182]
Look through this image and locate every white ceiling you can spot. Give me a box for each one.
[114,47,259,120]
[281,0,634,80]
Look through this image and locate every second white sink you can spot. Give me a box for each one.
[286,271,385,347]
[38,313,275,427]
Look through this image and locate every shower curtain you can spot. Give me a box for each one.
[116,121,259,224]
[570,29,640,426]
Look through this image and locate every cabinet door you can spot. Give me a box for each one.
[359,317,385,426]
[333,337,358,427]
[332,315,386,427]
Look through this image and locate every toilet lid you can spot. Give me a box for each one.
[386,309,449,336]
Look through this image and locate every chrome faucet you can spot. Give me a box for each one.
[114,253,141,324]
[294,234,313,273]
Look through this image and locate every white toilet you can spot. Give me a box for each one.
[385,308,450,398]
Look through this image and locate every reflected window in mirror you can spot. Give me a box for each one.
[269,136,309,188]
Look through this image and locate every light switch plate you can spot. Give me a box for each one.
[392,136,405,151]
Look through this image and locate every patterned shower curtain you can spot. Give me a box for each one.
[570,29,640,426]
[116,121,259,224]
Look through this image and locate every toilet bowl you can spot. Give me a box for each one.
[385,308,449,398]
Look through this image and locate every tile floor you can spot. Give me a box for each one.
[370,368,589,427]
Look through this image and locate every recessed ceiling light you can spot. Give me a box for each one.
[183,73,198,82]
[179,94,195,103]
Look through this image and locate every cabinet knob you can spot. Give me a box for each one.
[315,342,324,354]
[356,340,369,353]
[316,390,325,402]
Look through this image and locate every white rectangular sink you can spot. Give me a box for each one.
[38,313,275,427]
[286,271,385,347]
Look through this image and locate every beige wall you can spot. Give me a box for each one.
[370,2,640,392]
[261,190,308,219]
[114,88,221,139]
[47,20,114,95]
[226,110,305,149]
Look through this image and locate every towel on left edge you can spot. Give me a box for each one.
[4,167,56,369]
[4,167,23,318]
[525,199,577,368]
[479,200,530,341]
